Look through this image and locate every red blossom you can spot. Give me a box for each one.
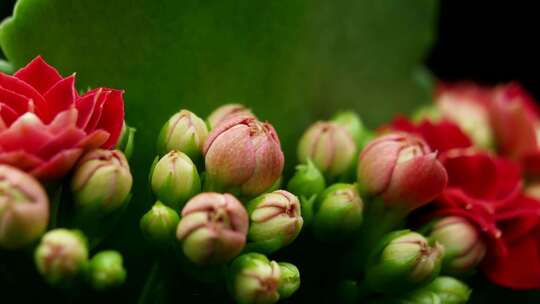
[0,56,124,180]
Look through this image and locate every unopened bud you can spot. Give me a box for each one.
[140,201,180,247]
[157,110,208,160]
[287,159,326,199]
[86,250,126,291]
[207,104,255,130]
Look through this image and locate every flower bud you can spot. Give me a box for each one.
[176,192,248,265]
[0,165,49,249]
[71,149,133,213]
[358,133,447,212]
[287,159,326,199]
[150,150,201,209]
[34,229,89,285]
[246,190,303,253]
[140,201,180,247]
[228,253,281,304]
[332,111,371,149]
[277,262,300,299]
[207,103,255,130]
[426,217,486,275]
[398,290,442,304]
[157,110,208,160]
[204,115,284,196]
[115,121,136,160]
[312,183,363,240]
[298,121,357,180]
[422,276,471,304]
[86,250,126,291]
[365,230,444,293]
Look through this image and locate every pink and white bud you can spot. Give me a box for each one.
[0,165,49,249]
[203,115,284,196]
[298,121,357,179]
[358,132,447,211]
[207,104,255,130]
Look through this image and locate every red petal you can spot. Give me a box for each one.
[31,149,82,180]
[0,114,51,153]
[84,89,109,132]
[75,90,98,129]
[14,56,63,94]
[36,127,86,159]
[0,73,47,117]
[0,86,31,114]
[0,103,19,127]
[0,150,43,171]
[77,130,110,149]
[95,89,124,148]
[42,76,77,123]
[47,108,78,135]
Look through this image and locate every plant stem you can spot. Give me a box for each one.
[138,261,161,304]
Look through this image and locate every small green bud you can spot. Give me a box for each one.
[157,110,208,160]
[312,183,363,241]
[71,149,133,213]
[115,121,136,160]
[365,230,444,294]
[277,262,300,299]
[86,250,126,291]
[287,159,326,199]
[426,216,486,275]
[228,253,281,304]
[399,290,442,304]
[246,190,303,254]
[422,276,471,304]
[34,229,89,285]
[151,150,201,209]
[177,193,248,265]
[140,201,180,247]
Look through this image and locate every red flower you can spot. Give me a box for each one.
[0,56,124,179]
[389,115,473,153]
[489,83,540,176]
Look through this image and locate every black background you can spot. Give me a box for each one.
[1,0,539,303]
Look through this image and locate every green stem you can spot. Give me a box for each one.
[138,261,161,304]
[45,183,63,229]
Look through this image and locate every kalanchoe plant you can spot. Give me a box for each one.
[424,216,486,275]
[203,115,284,196]
[85,250,127,291]
[140,201,180,248]
[34,228,89,285]
[150,150,201,209]
[207,103,255,130]
[357,132,447,212]
[0,57,124,180]
[311,183,364,241]
[298,121,357,181]
[228,253,299,304]
[71,149,133,214]
[287,159,326,199]
[245,190,303,254]
[156,109,208,161]
[365,230,444,294]
[0,165,49,249]
[176,192,249,265]
[420,276,471,304]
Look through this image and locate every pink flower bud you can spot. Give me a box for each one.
[358,132,447,211]
[203,115,284,196]
[0,165,49,249]
[297,121,357,179]
[176,192,249,265]
[207,104,255,130]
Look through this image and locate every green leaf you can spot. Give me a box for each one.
[0,0,438,299]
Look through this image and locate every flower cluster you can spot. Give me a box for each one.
[1,57,130,291]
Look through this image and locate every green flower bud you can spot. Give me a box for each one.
[332,111,371,149]
[0,165,49,249]
[177,193,248,265]
[422,276,471,304]
[399,290,442,304]
[312,183,363,241]
[287,159,326,199]
[157,110,208,161]
[115,121,136,160]
[365,230,444,294]
[207,103,255,130]
[228,253,281,304]
[140,201,180,247]
[246,190,303,254]
[426,217,486,275]
[86,250,126,291]
[71,149,133,213]
[34,229,89,285]
[298,121,357,180]
[150,150,201,209]
[277,262,300,299]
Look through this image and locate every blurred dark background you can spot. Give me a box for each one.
[1,0,539,302]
